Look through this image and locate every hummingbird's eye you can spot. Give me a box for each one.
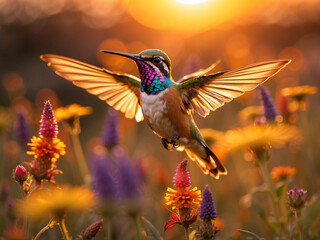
[153,57,161,64]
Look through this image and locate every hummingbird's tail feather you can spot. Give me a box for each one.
[185,146,227,179]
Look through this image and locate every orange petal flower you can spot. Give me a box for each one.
[27,136,66,163]
[270,166,296,180]
[165,186,202,211]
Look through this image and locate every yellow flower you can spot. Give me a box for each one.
[54,104,92,122]
[16,185,94,220]
[200,128,224,143]
[164,187,202,211]
[270,166,296,180]
[281,85,317,99]
[216,124,299,154]
[238,106,261,122]
[27,136,66,163]
[282,85,317,111]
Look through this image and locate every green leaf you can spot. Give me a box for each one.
[141,216,162,240]
[238,229,264,240]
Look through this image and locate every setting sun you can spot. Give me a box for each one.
[175,0,208,4]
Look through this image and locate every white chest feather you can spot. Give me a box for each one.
[140,90,175,139]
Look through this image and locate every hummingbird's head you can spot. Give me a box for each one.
[101,49,172,94]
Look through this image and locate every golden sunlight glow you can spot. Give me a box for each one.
[121,0,270,33]
[175,0,208,5]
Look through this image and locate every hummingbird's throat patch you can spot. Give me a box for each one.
[137,61,171,94]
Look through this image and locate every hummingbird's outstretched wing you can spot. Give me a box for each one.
[175,60,291,117]
[176,59,221,83]
[40,54,144,122]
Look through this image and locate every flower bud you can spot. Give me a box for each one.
[83,219,103,240]
[13,165,28,184]
[287,186,307,210]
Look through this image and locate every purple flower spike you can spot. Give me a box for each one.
[117,153,141,201]
[91,154,117,200]
[200,185,217,220]
[173,159,191,189]
[258,86,278,122]
[39,101,58,139]
[15,111,30,146]
[101,109,119,149]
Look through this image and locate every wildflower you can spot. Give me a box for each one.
[238,106,261,123]
[199,186,217,220]
[101,109,119,149]
[164,160,201,230]
[79,219,103,240]
[197,186,218,240]
[15,111,30,146]
[173,159,190,189]
[270,166,296,180]
[12,165,28,184]
[54,104,92,134]
[39,101,58,139]
[216,124,299,155]
[26,101,65,183]
[258,86,278,123]
[16,185,94,220]
[199,128,224,145]
[287,186,307,211]
[116,152,142,216]
[91,154,118,216]
[281,85,317,111]
[27,136,66,163]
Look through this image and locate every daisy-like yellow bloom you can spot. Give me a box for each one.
[281,85,317,100]
[54,104,92,134]
[16,185,94,220]
[54,104,92,122]
[200,128,224,143]
[270,166,296,180]
[238,106,261,122]
[27,136,66,163]
[165,186,202,211]
[281,85,317,111]
[216,124,300,154]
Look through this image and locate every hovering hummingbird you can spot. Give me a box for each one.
[40,49,290,178]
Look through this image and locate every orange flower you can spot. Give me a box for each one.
[270,166,296,180]
[165,187,202,211]
[27,136,66,163]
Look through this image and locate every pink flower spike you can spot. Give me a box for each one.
[173,159,191,189]
[39,101,58,139]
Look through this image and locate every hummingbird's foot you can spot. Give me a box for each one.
[161,135,180,151]
[161,138,172,151]
[171,134,180,149]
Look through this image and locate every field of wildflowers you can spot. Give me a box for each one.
[1,0,320,239]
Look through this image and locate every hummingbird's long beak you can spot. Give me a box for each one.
[101,50,141,61]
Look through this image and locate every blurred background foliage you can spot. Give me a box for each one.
[0,0,319,239]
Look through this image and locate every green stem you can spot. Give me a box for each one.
[105,218,111,240]
[58,218,70,240]
[33,219,56,240]
[184,227,190,240]
[70,133,90,182]
[134,215,142,240]
[256,153,281,235]
[294,210,302,240]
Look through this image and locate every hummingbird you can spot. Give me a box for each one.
[40,49,290,178]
